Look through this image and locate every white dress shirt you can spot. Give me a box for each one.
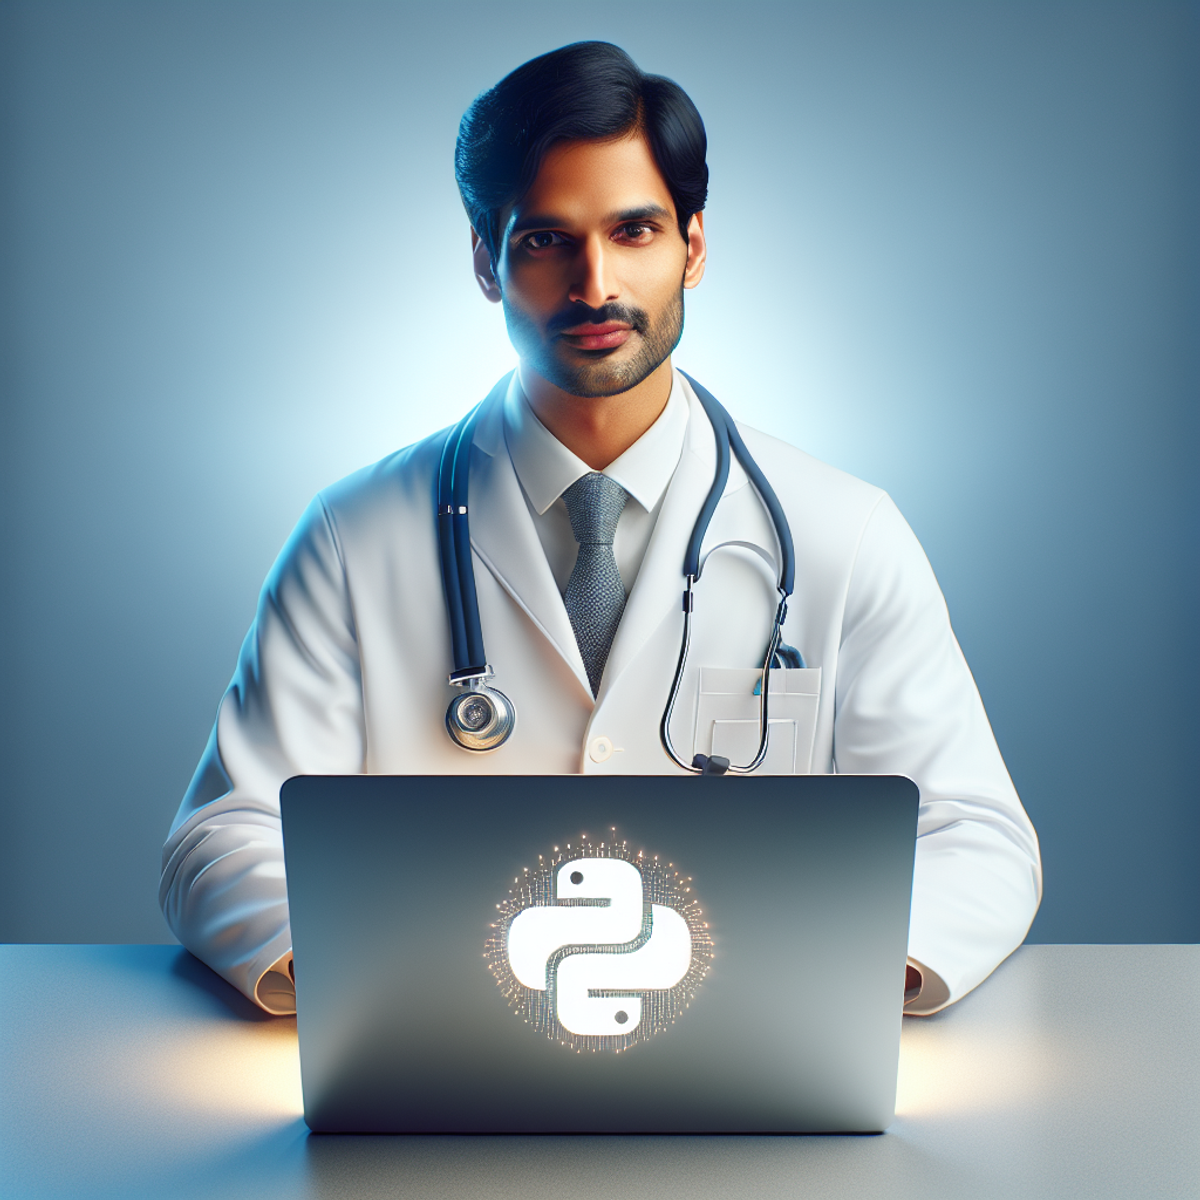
[503,371,689,596]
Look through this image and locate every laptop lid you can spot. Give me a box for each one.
[280,774,917,1133]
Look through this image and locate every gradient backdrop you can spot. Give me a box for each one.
[2,0,1197,946]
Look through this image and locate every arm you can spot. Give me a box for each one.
[159,496,365,1013]
[834,496,1042,1014]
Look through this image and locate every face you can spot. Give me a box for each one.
[473,133,706,398]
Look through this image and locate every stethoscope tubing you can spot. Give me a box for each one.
[435,372,798,772]
[680,372,795,596]
[437,373,513,679]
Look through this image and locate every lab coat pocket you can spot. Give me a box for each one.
[693,666,821,774]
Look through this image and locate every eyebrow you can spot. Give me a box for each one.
[508,203,675,238]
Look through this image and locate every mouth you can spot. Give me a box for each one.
[557,322,634,351]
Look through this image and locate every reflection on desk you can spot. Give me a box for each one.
[1,944,1197,1199]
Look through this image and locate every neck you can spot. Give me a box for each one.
[519,358,673,471]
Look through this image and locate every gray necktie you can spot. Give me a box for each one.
[561,472,628,697]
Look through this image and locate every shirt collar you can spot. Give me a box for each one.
[502,369,689,515]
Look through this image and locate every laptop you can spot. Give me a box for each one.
[280,773,917,1134]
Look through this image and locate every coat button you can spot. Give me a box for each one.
[589,736,614,763]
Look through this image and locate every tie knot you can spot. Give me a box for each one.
[561,472,627,546]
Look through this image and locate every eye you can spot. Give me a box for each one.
[616,222,654,242]
[520,230,565,251]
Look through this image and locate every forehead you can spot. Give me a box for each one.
[508,133,677,230]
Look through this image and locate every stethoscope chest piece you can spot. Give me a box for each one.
[445,682,516,752]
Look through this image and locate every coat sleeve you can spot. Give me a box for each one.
[159,495,364,1013]
[833,494,1042,1014]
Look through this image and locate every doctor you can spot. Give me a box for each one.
[160,42,1041,1018]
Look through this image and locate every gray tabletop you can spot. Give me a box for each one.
[1,944,1197,1199]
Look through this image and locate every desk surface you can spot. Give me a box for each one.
[1,944,1197,1199]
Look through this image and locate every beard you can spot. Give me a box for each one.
[501,289,685,398]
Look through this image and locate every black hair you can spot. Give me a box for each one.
[455,42,708,264]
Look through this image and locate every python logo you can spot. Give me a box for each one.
[485,830,714,1052]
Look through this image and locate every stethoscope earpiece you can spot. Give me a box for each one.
[445,683,516,752]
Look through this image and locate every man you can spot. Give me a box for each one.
[160,42,1041,1018]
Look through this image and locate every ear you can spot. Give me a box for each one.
[471,229,503,303]
[682,212,706,290]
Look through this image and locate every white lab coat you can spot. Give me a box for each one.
[160,373,1041,1016]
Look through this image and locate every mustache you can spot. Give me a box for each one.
[548,303,649,336]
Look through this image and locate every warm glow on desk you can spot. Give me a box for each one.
[145,1013,1062,1126]
[895,1019,1061,1118]
[6,969,305,1194]
[136,1022,304,1120]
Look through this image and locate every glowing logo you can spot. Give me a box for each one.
[485,831,714,1052]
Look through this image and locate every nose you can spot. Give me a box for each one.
[567,234,618,309]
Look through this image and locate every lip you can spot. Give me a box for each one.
[558,323,633,351]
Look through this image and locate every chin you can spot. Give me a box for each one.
[559,369,644,399]
[543,350,669,399]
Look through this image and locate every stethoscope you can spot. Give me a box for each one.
[436,371,802,775]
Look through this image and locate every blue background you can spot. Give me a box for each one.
[1,0,1196,945]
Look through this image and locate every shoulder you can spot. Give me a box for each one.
[312,375,509,538]
[731,420,894,549]
[725,419,938,612]
[728,421,947,641]
[256,430,453,590]
[734,422,885,508]
[293,419,473,567]
[315,427,448,529]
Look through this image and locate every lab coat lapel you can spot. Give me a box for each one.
[599,382,751,698]
[466,391,592,696]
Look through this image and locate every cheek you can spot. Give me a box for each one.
[499,295,537,348]
[638,270,687,322]
[630,245,689,298]
[499,257,564,312]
